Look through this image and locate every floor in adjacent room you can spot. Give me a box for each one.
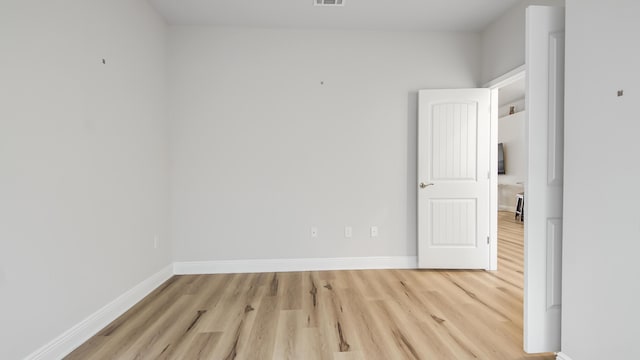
[66,211,553,360]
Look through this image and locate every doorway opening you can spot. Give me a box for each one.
[486,65,526,272]
[496,76,526,221]
[493,67,527,274]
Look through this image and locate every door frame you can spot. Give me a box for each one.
[483,65,526,271]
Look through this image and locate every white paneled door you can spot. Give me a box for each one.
[524,6,565,354]
[418,89,491,269]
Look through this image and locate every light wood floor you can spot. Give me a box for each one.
[67,212,553,360]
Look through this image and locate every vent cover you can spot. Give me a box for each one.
[314,0,344,6]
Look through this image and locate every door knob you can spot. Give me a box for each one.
[419,182,434,189]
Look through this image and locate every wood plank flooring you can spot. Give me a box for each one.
[67,212,553,359]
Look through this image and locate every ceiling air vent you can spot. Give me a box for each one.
[314,0,344,6]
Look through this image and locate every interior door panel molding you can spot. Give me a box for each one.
[547,31,565,186]
[546,218,563,310]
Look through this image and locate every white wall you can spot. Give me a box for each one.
[562,1,640,359]
[498,111,526,210]
[480,0,565,84]
[169,27,480,262]
[0,1,170,359]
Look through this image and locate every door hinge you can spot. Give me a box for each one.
[487,171,491,179]
[487,236,490,245]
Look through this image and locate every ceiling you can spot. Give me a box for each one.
[149,0,521,32]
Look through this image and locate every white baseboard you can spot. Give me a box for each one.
[498,205,514,212]
[556,352,574,360]
[24,264,174,360]
[174,256,418,275]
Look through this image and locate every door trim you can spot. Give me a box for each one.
[484,65,526,89]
